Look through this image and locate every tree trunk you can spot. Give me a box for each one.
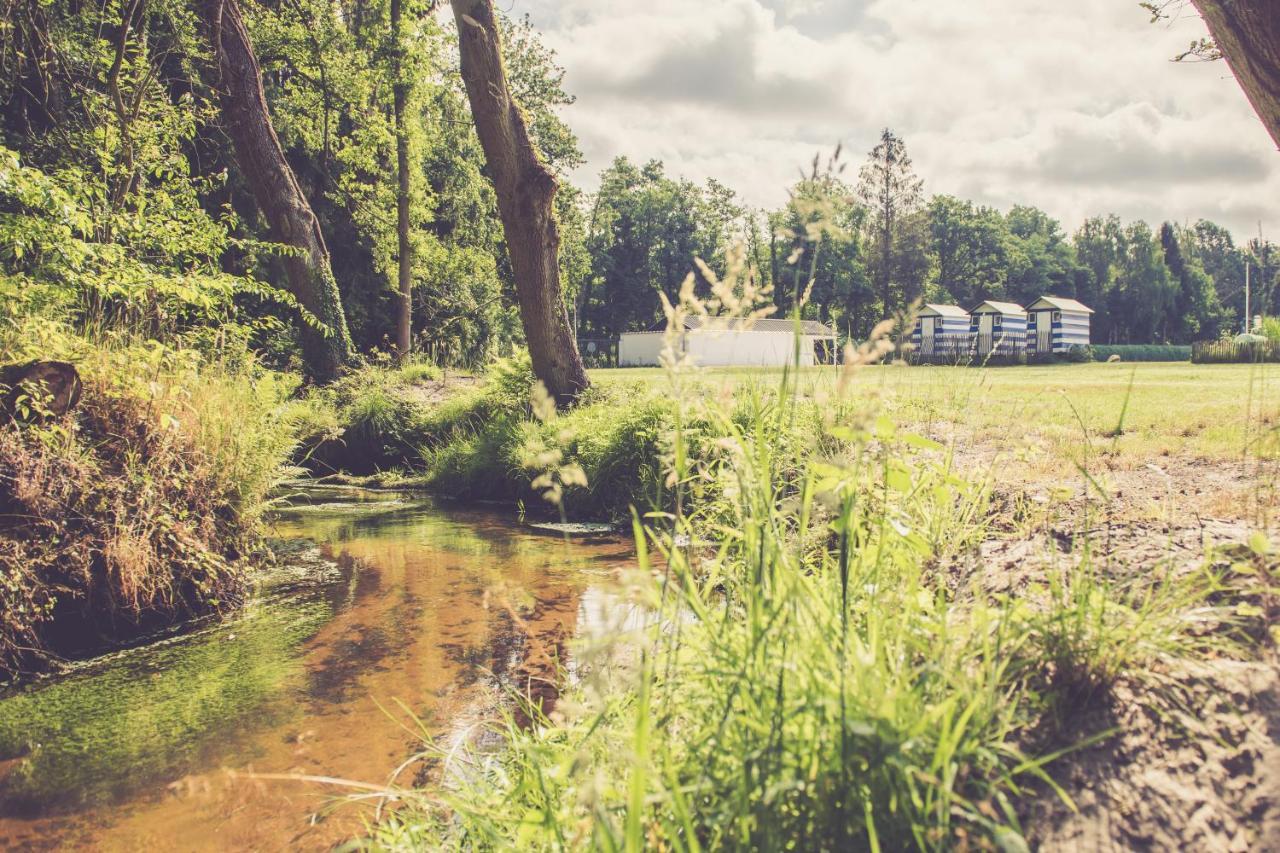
[391,0,412,361]
[198,0,354,382]
[451,0,589,405]
[1192,0,1280,151]
[1,361,82,418]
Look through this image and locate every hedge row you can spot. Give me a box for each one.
[1089,344,1191,362]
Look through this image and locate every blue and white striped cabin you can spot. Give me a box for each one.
[968,300,1027,356]
[1026,296,1093,355]
[910,304,970,355]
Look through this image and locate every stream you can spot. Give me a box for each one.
[0,487,636,850]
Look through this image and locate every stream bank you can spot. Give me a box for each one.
[0,487,636,849]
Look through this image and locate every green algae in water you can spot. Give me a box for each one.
[0,492,630,824]
[0,594,331,816]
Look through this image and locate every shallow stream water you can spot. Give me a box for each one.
[0,487,635,850]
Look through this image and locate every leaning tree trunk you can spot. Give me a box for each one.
[198,0,353,382]
[451,0,589,404]
[391,0,413,361]
[1192,0,1280,151]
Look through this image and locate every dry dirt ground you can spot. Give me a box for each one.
[397,373,479,407]
[942,438,1279,851]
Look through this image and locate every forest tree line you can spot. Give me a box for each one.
[578,136,1274,346]
[2,0,1274,389]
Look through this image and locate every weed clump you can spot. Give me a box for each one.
[0,344,300,677]
[299,352,683,520]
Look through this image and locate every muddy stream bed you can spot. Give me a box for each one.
[0,487,636,850]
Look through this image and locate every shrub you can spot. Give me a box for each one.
[1090,344,1191,362]
[1066,344,1092,363]
[1259,316,1280,342]
[0,339,301,676]
[297,366,438,475]
[397,362,443,384]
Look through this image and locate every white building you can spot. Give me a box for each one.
[1026,296,1093,355]
[618,317,838,367]
[969,300,1028,356]
[909,304,970,355]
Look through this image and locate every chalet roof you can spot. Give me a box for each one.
[1027,295,1094,314]
[918,304,969,318]
[970,300,1026,315]
[678,316,837,336]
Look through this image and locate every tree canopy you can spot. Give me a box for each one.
[2,0,1271,370]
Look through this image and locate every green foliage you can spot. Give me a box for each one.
[579,157,754,338]
[296,366,434,475]
[1259,316,1280,342]
[0,146,294,340]
[1162,222,1225,343]
[1090,344,1191,362]
[247,0,582,364]
[926,195,1010,307]
[773,164,875,334]
[858,129,928,318]
[0,330,304,676]
[396,361,443,383]
[0,0,320,350]
[414,365,675,519]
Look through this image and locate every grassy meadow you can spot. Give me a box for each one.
[591,361,1277,462]
[592,362,1279,523]
[363,356,1278,851]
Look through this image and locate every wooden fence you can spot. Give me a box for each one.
[1191,339,1280,364]
[908,333,1025,365]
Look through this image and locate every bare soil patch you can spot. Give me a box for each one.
[397,373,479,407]
[1025,658,1279,852]
[937,432,1279,851]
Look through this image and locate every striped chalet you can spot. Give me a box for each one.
[909,304,970,356]
[1026,296,1093,355]
[968,300,1027,356]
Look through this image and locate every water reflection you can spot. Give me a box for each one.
[0,489,634,850]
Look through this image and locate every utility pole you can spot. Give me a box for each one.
[1244,261,1251,334]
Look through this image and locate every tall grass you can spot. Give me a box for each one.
[357,240,1271,851]
[366,263,1036,849]
[0,322,305,676]
[348,219,1280,850]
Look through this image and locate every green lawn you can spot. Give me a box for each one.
[591,362,1280,465]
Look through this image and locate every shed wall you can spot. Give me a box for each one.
[618,330,820,367]
[618,333,666,366]
[686,329,812,367]
[1027,310,1091,353]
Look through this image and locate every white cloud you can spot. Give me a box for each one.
[512,0,1278,239]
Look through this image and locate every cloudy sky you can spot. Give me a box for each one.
[509,0,1277,241]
